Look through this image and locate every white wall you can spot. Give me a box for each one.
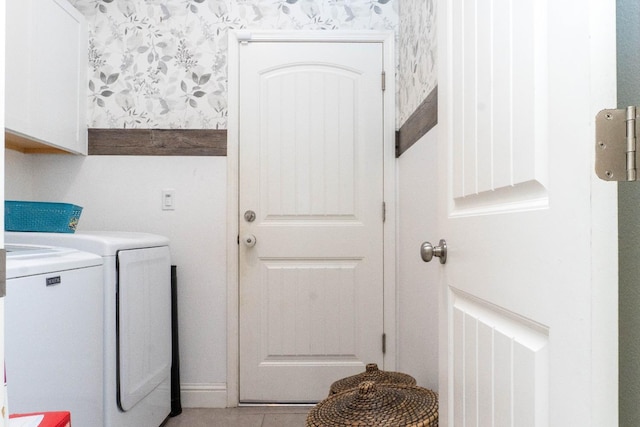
[396,128,439,391]
[394,0,439,391]
[5,153,229,407]
[5,150,35,200]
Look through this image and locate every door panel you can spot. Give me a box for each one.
[439,0,617,425]
[452,290,549,426]
[452,0,546,215]
[239,42,385,402]
[117,247,172,411]
[261,66,358,218]
[262,260,359,357]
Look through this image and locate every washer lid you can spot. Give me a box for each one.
[7,244,74,257]
[6,244,103,279]
[6,231,170,256]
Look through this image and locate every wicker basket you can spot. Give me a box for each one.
[329,363,416,395]
[306,381,438,427]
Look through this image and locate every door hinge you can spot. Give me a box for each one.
[381,71,386,92]
[596,106,640,181]
[382,333,386,354]
[382,201,386,222]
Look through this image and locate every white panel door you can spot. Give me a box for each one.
[239,41,385,402]
[438,0,617,425]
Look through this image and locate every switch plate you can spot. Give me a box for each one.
[162,189,175,210]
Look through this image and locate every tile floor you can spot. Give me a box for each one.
[163,406,312,427]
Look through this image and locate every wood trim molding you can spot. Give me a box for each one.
[88,128,227,156]
[396,85,438,158]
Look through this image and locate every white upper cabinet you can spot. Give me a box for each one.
[5,0,88,154]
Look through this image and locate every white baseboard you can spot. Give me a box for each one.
[180,383,228,408]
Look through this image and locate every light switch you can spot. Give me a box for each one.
[162,189,175,210]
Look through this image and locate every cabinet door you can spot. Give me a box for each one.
[5,0,33,136]
[6,0,87,154]
[31,0,88,154]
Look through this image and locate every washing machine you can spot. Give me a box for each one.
[6,232,173,427]
[5,243,104,426]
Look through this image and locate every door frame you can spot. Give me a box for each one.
[226,30,397,407]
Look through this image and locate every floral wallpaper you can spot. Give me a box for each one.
[69,0,399,129]
[397,0,437,127]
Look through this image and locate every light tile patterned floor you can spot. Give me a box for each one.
[163,406,311,427]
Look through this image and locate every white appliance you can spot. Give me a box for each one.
[6,232,173,427]
[5,243,104,426]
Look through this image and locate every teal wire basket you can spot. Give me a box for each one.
[5,201,83,233]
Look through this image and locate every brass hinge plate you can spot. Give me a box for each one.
[596,107,640,181]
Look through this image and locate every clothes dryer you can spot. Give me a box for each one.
[6,232,172,427]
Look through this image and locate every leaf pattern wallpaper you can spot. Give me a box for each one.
[398,0,436,127]
[69,0,403,129]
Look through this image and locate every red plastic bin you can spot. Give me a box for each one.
[10,411,71,427]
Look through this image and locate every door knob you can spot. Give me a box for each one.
[420,239,447,264]
[243,234,257,247]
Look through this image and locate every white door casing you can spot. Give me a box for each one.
[227,31,397,405]
[438,0,617,426]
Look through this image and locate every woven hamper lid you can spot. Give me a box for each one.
[329,363,416,395]
[306,381,438,427]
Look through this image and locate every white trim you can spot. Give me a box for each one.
[226,30,397,407]
[589,0,618,423]
[230,29,397,43]
[180,383,228,409]
[226,29,240,408]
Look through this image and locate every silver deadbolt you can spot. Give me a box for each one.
[420,239,447,264]
[244,210,256,222]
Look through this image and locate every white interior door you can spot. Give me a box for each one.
[437,0,618,425]
[238,40,386,402]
